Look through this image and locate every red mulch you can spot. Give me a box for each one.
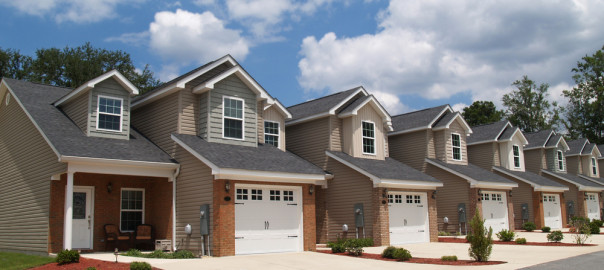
[31,257,163,270]
[316,250,505,266]
[438,237,596,246]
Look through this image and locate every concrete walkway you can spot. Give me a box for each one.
[83,232,604,270]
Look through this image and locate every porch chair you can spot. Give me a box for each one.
[135,224,154,250]
[104,224,131,251]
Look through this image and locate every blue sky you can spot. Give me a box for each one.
[1,0,603,115]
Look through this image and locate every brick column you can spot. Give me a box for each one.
[302,184,316,251]
[532,191,544,228]
[577,191,587,219]
[559,192,568,227]
[212,179,235,257]
[506,190,515,231]
[427,190,438,242]
[469,188,481,221]
[371,187,389,246]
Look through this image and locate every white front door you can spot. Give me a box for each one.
[586,193,601,220]
[72,186,94,249]
[481,191,509,233]
[234,184,303,255]
[388,192,429,245]
[543,194,562,229]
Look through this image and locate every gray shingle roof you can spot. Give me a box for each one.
[567,139,588,156]
[583,143,597,155]
[467,120,509,144]
[543,170,604,188]
[4,78,176,164]
[498,126,517,141]
[524,130,554,149]
[432,111,456,128]
[326,151,441,183]
[598,145,604,159]
[545,134,563,148]
[580,175,604,186]
[390,105,450,133]
[427,158,517,185]
[493,167,567,188]
[338,95,372,116]
[287,88,362,122]
[172,133,325,175]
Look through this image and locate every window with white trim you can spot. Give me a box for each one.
[513,145,521,168]
[223,97,244,139]
[236,189,248,200]
[557,150,564,171]
[270,190,281,201]
[264,121,279,147]
[121,189,144,231]
[97,96,123,131]
[592,157,597,175]
[362,121,375,154]
[251,189,262,200]
[283,190,294,201]
[452,133,462,161]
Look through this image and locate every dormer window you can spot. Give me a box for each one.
[591,157,597,175]
[97,96,123,132]
[452,133,462,161]
[513,145,521,168]
[362,121,375,155]
[223,96,244,139]
[264,121,279,147]
[557,150,564,171]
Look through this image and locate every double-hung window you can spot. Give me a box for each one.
[223,97,244,139]
[121,189,144,231]
[97,96,123,131]
[362,121,375,154]
[264,121,279,147]
[557,150,564,171]
[451,133,462,161]
[513,145,521,168]
[592,157,597,175]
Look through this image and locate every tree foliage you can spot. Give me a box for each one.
[502,75,560,132]
[0,43,160,93]
[467,208,493,262]
[462,101,504,126]
[562,45,604,144]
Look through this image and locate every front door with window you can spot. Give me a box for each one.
[72,186,94,249]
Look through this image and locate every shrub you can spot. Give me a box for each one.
[172,249,196,259]
[392,248,412,261]
[496,229,515,241]
[130,261,152,270]
[589,221,600,234]
[343,239,364,256]
[467,208,493,262]
[592,219,604,227]
[515,238,527,244]
[541,226,551,233]
[381,246,397,258]
[569,226,577,233]
[571,220,592,245]
[56,249,80,265]
[521,222,536,232]
[547,231,563,242]
[147,250,170,259]
[441,255,458,261]
[125,249,143,257]
[438,231,451,236]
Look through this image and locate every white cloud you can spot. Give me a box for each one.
[298,0,604,110]
[0,0,142,23]
[451,103,468,113]
[371,90,409,115]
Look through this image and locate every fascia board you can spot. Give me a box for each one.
[192,66,271,102]
[492,167,537,188]
[388,126,430,136]
[171,134,220,173]
[285,112,331,126]
[55,70,138,106]
[326,151,379,182]
[215,168,326,184]
[327,87,367,115]
[541,170,586,190]
[374,179,443,189]
[534,186,570,192]
[62,156,179,180]
[425,158,478,185]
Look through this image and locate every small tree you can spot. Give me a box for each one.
[467,209,493,262]
[462,101,505,127]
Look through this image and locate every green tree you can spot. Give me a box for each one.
[0,48,32,80]
[563,45,604,144]
[467,208,493,262]
[502,75,560,132]
[462,101,504,126]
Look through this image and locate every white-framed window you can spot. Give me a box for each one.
[4,92,9,106]
[97,95,123,132]
[120,188,144,232]
[388,194,393,203]
[592,157,597,175]
[223,96,244,140]
[251,189,262,200]
[362,121,375,154]
[264,121,279,147]
[395,195,402,203]
[283,190,294,201]
[236,188,248,200]
[557,150,565,171]
[414,195,421,204]
[513,145,521,168]
[406,195,413,204]
[451,133,462,161]
[270,190,281,201]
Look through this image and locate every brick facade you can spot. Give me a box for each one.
[371,187,389,246]
[49,173,172,253]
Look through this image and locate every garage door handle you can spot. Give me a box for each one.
[418,230,425,232]
[235,237,244,239]
[287,203,298,206]
[288,235,298,238]
[235,203,244,205]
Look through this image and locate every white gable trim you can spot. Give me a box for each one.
[388,105,453,136]
[432,113,473,134]
[329,87,368,114]
[60,155,179,181]
[270,99,292,119]
[55,70,138,106]
[337,96,393,131]
[492,167,568,192]
[495,122,512,141]
[425,158,517,189]
[192,65,271,102]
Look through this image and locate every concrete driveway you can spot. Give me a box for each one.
[83,232,604,270]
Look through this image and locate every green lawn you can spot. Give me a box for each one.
[0,252,55,270]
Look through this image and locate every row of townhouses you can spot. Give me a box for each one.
[1,55,603,256]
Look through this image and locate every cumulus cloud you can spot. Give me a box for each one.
[0,0,141,23]
[298,0,604,111]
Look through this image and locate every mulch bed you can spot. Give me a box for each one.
[316,250,505,266]
[31,257,163,270]
[438,237,596,246]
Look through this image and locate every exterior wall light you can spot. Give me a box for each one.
[309,185,315,195]
[107,182,112,194]
[225,181,230,193]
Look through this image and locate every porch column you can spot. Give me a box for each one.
[63,172,74,250]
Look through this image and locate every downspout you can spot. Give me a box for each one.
[172,165,181,251]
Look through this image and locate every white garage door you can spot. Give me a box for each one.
[388,192,429,245]
[235,184,303,255]
[586,193,601,220]
[543,194,562,229]
[481,191,509,233]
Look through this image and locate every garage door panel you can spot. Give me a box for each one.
[481,192,509,233]
[543,194,562,229]
[389,192,429,245]
[586,193,600,220]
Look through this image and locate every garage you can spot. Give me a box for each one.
[586,193,601,220]
[481,191,509,233]
[388,191,429,244]
[234,184,303,255]
[543,194,562,229]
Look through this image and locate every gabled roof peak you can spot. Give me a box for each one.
[286,86,369,125]
[54,70,138,106]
